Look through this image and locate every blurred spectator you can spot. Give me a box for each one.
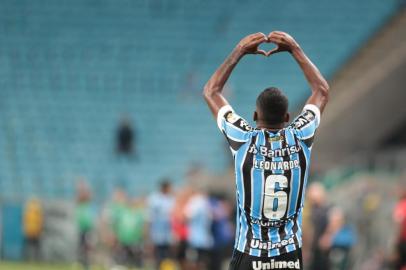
[147,180,175,269]
[307,182,331,270]
[23,197,43,262]
[393,183,406,270]
[114,198,145,268]
[75,181,95,270]
[76,181,96,269]
[171,187,191,270]
[302,197,313,266]
[100,187,129,269]
[359,249,387,270]
[184,186,213,270]
[116,117,136,158]
[110,188,128,236]
[208,193,234,270]
[321,207,357,270]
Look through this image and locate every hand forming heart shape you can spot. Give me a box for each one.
[256,41,280,57]
[238,31,299,57]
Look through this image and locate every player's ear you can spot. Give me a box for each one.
[253,111,258,122]
[284,113,290,123]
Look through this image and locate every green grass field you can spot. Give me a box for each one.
[0,262,72,270]
[0,262,152,270]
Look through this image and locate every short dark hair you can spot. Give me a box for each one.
[256,87,289,124]
[160,179,171,192]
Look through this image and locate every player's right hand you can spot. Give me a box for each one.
[236,32,268,56]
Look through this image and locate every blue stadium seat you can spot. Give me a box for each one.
[0,0,400,199]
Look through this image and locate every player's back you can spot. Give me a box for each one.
[217,104,320,257]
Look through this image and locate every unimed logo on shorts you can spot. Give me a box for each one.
[252,259,300,270]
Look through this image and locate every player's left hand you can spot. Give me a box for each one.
[266,31,300,55]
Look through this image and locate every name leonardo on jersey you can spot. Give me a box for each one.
[254,160,299,171]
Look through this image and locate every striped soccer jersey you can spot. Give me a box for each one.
[217,104,321,257]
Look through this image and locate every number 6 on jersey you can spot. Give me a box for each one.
[263,175,288,219]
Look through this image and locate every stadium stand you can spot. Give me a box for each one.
[0,0,401,199]
[313,9,406,170]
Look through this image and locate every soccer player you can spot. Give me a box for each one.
[147,180,175,268]
[203,31,329,270]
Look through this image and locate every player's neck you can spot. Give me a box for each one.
[256,122,286,130]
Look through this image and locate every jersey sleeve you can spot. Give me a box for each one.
[217,105,253,151]
[290,104,321,148]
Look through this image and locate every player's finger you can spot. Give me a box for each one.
[271,33,284,40]
[259,32,268,41]
[269,32,284,39]
[268,47,281,55]
[251,38,267,47]
[268,36,282,44]
[253,33,267,42]
[273,33,289,43]
[249,32,261,39]
[268,34,280,42]
[273,31,286,35]
[268,31,279,37]
[255,49,267,56]
[255,32,266,37]
[274,33,287,40]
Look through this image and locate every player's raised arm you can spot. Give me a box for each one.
[268,31,330,113]
[203,33,268,117]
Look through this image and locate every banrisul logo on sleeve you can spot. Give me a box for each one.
[226,112,239,123]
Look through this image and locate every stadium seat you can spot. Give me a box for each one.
[0,0,400,199]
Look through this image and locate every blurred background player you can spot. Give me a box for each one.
[393,179,406,270]
[171,186,192,270]
[75,181,95,270]
[23,197,43,262]
[114,197,145,268]
[203,31,329,269]
[147,180,175,269]
[307,182,331,270]
[208,192,234,270]
[184,185,213,270]
[322,207,357,270]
